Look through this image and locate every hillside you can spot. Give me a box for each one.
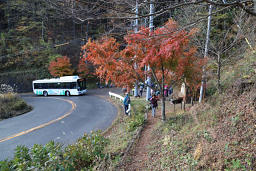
[116,52,256,170]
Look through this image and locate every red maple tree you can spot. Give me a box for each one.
[77,58,93,78]
[82,19,204,120]
[122,19,204,120]
[48,56,74,77]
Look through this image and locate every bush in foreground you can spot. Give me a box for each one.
[0,131,109,170]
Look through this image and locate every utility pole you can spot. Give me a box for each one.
[199,4,212,103]
[146,0,154,101]
[134,0,139,97]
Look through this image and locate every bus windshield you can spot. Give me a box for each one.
[77,79,86,90]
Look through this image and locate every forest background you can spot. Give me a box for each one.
[0,0,255,93]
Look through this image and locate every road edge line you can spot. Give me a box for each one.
[0,97,76,143]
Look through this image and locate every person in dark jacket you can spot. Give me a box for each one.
[139,84,144,97]
[123,93,130,115]
[149,94,158,117]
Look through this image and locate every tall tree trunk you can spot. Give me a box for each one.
[161,95,166,121]
[161,66,166,121]
[134,0,139,97]
[217,52,221,93]
[191,94,194,106]
[199,4,213,103]
[146,0,154,101]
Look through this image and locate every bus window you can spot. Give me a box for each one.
[78,79,86,90]
[63,82,71,89]
[34,83,39,89]
[42,83,48,89]
[70,82,77,89]
[48,83,58,89]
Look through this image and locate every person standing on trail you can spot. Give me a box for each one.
[139,84,144,97]
[149,94,158,117]
[123,93,130,115]
[169,85,173,99]
[164,84,168,97]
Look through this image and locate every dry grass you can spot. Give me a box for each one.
[145,83,256,170]
[0,93,32,120]
[98,98,146,169]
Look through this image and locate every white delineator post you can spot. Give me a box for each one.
[146,0,154,101]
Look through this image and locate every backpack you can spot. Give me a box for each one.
[124,96,130,105]
[127,97,130,104]
[150,97,158,108]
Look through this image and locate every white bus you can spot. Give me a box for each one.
[32,76,87,96]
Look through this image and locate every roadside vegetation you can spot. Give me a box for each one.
[0,84,32,120]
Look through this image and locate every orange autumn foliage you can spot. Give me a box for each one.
[48,56,74,77]
[77,58,93,78]
[82,19,204,91]
[123,19,204,90]
[81,37,133,87]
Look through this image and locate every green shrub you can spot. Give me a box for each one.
[0,107,12,119]
[0,160,12,171]
[167,114,193,131]
[206,80,217,96]
[224,159,246,171]
[64,131,109,170]
[131,100,146,114]
[127,113,145,132]
[12,100,27,111]
[12,146,31,170]
[0,131,109,170]
[206,85,217,97]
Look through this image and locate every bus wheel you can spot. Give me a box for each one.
[43,91,48,97]
[65,91,70,96]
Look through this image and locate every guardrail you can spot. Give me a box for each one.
[109,91,124,101]
[109,91,131,115]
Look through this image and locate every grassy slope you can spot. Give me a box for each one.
[94,98,146,170]
[0,93,32,120]
[145,53,256,170]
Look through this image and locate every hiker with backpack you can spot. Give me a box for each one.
[123,93,131,115]
[149,94,158,117]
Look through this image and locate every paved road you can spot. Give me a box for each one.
[0,88,120,160]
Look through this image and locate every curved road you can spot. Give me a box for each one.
[0,88,119,160]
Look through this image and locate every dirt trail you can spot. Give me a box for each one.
[121,112,160,170]
[120,100,192,170]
